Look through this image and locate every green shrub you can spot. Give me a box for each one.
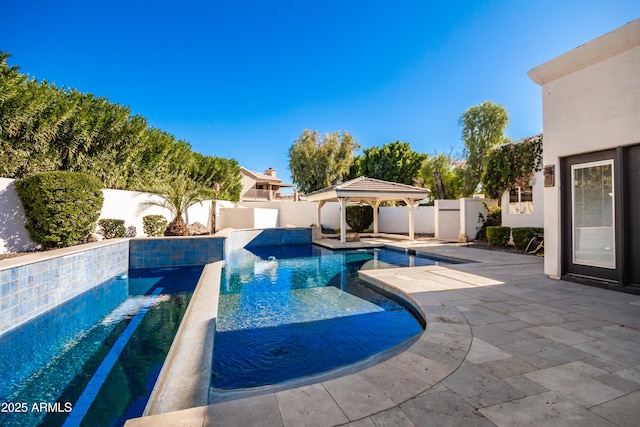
[487,226,511,246]
[98,219,126,239]
[511,227,544,251]
[475,205,501,241]
[143,215,167,237]
[125,225,137,237]
[15,171,104,248]
[346,205,373,233]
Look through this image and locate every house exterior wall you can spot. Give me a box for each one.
[501,170,544,230]
[239,174,257,201]
[529,19,640,279]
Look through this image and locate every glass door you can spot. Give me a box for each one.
[571,160,615,268]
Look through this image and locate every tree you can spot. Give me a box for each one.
[140,181,213,236]
[288,129,359,193]
[189,153,242,202]
[352,141,426,185]
[459,101,509,196]
[0,51,242,199]
[482,134,543,200]
[419,153,464,200]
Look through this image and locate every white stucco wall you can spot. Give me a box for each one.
[460,198,498,241]
[434,199,460,241]
[253,208,279,229]
[528,19,640,278]
[0,179,233,253]
[0,178,38,253]
[379,206,434,234]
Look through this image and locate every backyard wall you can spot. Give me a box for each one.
[460,198,496,242]
[234,201,436,234]
[236,201,341,229]
[434,200,460,241]
[378,206,434,234]
[0,178,37,253]
[0,179,236,254]
[0,240,129,335]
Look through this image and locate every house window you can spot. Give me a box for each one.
[509,186,533,214]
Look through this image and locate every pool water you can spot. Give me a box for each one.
[0,266,202,427]
[212,245,440,391]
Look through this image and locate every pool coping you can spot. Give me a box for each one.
[143,261,222,415]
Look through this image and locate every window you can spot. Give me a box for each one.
[508,186,533,214]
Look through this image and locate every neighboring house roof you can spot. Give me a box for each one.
[241,167,282,183]
[305,177,430,202]
[240,167,296,188]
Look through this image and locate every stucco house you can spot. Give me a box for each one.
[529,18,640,289]
[500,135,544,230]
[239,167,297,202]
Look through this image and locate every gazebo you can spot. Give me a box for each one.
[305,177,431,243]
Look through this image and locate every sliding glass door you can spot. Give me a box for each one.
[571,160,615,268]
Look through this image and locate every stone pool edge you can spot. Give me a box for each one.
[143,261,222,416]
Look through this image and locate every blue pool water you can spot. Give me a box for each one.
[212,245,449,391]
[0,266,202,427]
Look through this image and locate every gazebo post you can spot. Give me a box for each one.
[372,200,381,234]
[404,198,415,240]
[339,197,347,243]
[316,200,326,230]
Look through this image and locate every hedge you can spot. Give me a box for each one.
[98,219,126,239]
[475,206,501,241]
[346,205,373,233]
[15,171,104,248]
[511,227,544,251]
[143,215,168,237]
[487,226,511,247]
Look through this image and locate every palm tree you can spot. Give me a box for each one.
[141,181,212,236]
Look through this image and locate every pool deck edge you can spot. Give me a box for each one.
[141,261,222,416]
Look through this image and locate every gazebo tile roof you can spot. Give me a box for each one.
[305,177,430,199]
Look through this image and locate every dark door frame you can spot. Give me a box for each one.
[561,144,640,288]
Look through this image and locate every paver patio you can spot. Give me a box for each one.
[126,243,640,426]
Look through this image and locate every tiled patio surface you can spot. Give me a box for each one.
[126,243,640,427]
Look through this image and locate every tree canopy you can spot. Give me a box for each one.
[481,134,543,199]
[419,153,464,200]
[288,129,359,193]
[351,141,426,185]
[459,101,510,196]
[0,52,241,200]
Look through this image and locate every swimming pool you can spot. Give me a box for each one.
[0,266,202,427]
[212,245,453,393]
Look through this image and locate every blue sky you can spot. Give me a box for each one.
[2,1,639,184]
